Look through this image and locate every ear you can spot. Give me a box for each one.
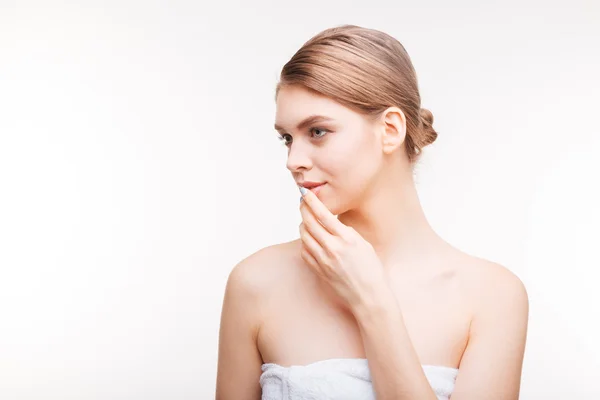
[379,107,407,155]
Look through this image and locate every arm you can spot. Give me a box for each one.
[353,286,440,400]
[215,258,264,400]
[354,263,529,400]
[450,264,529,399]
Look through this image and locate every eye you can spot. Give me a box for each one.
[310,127,329,139]
[277,128,329,148]
[277,134,292,147]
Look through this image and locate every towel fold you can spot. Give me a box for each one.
[260,358,458,400]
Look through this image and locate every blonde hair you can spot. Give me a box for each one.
[275,24,437,163]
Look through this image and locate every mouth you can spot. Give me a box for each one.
[307,183,326,195]
[297,181,327,196]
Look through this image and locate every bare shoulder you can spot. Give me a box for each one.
[461,256,528,309]
[228,240,299,288]
[455,254,529,335]
[228,241,286,286]
[216,240,299,399]
[224,239,301,313]
[449,255,529,397]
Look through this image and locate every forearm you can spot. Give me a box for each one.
[353,286,438,400]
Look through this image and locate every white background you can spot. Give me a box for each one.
[1,1,599,398]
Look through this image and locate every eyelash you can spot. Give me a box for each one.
[277,127,329,147]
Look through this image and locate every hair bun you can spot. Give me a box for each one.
[419,108,434,126]
[418,107,438,147]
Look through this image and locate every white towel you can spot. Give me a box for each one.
[260,358,458,400]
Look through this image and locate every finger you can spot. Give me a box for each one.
[300,200,333,249]
[300,242,320,275]
[300,189,347,237]
[299,222,327,271]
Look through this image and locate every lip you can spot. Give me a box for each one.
[310,183,326,195]
[297,181,327,197]
[299,181,326,189]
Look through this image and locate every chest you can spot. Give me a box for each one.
[257,271,471,369]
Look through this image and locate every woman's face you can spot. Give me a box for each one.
[274,85,385,214]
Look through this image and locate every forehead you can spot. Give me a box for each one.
[274,85,359,130]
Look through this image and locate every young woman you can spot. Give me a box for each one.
[215,24,529,400]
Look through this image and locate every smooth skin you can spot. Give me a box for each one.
[215,85,529,399]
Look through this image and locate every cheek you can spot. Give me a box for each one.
[331,129,371,165]
[326,132,380,187]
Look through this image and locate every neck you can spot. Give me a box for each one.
[337,166,444,268]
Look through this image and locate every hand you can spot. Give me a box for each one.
[298,188,389,313]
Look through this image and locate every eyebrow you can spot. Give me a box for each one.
[274,115,334,133]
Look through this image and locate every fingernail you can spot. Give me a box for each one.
[300,196,303,203]
[299,186,308,196]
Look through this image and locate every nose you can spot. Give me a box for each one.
[285,140,313,173]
